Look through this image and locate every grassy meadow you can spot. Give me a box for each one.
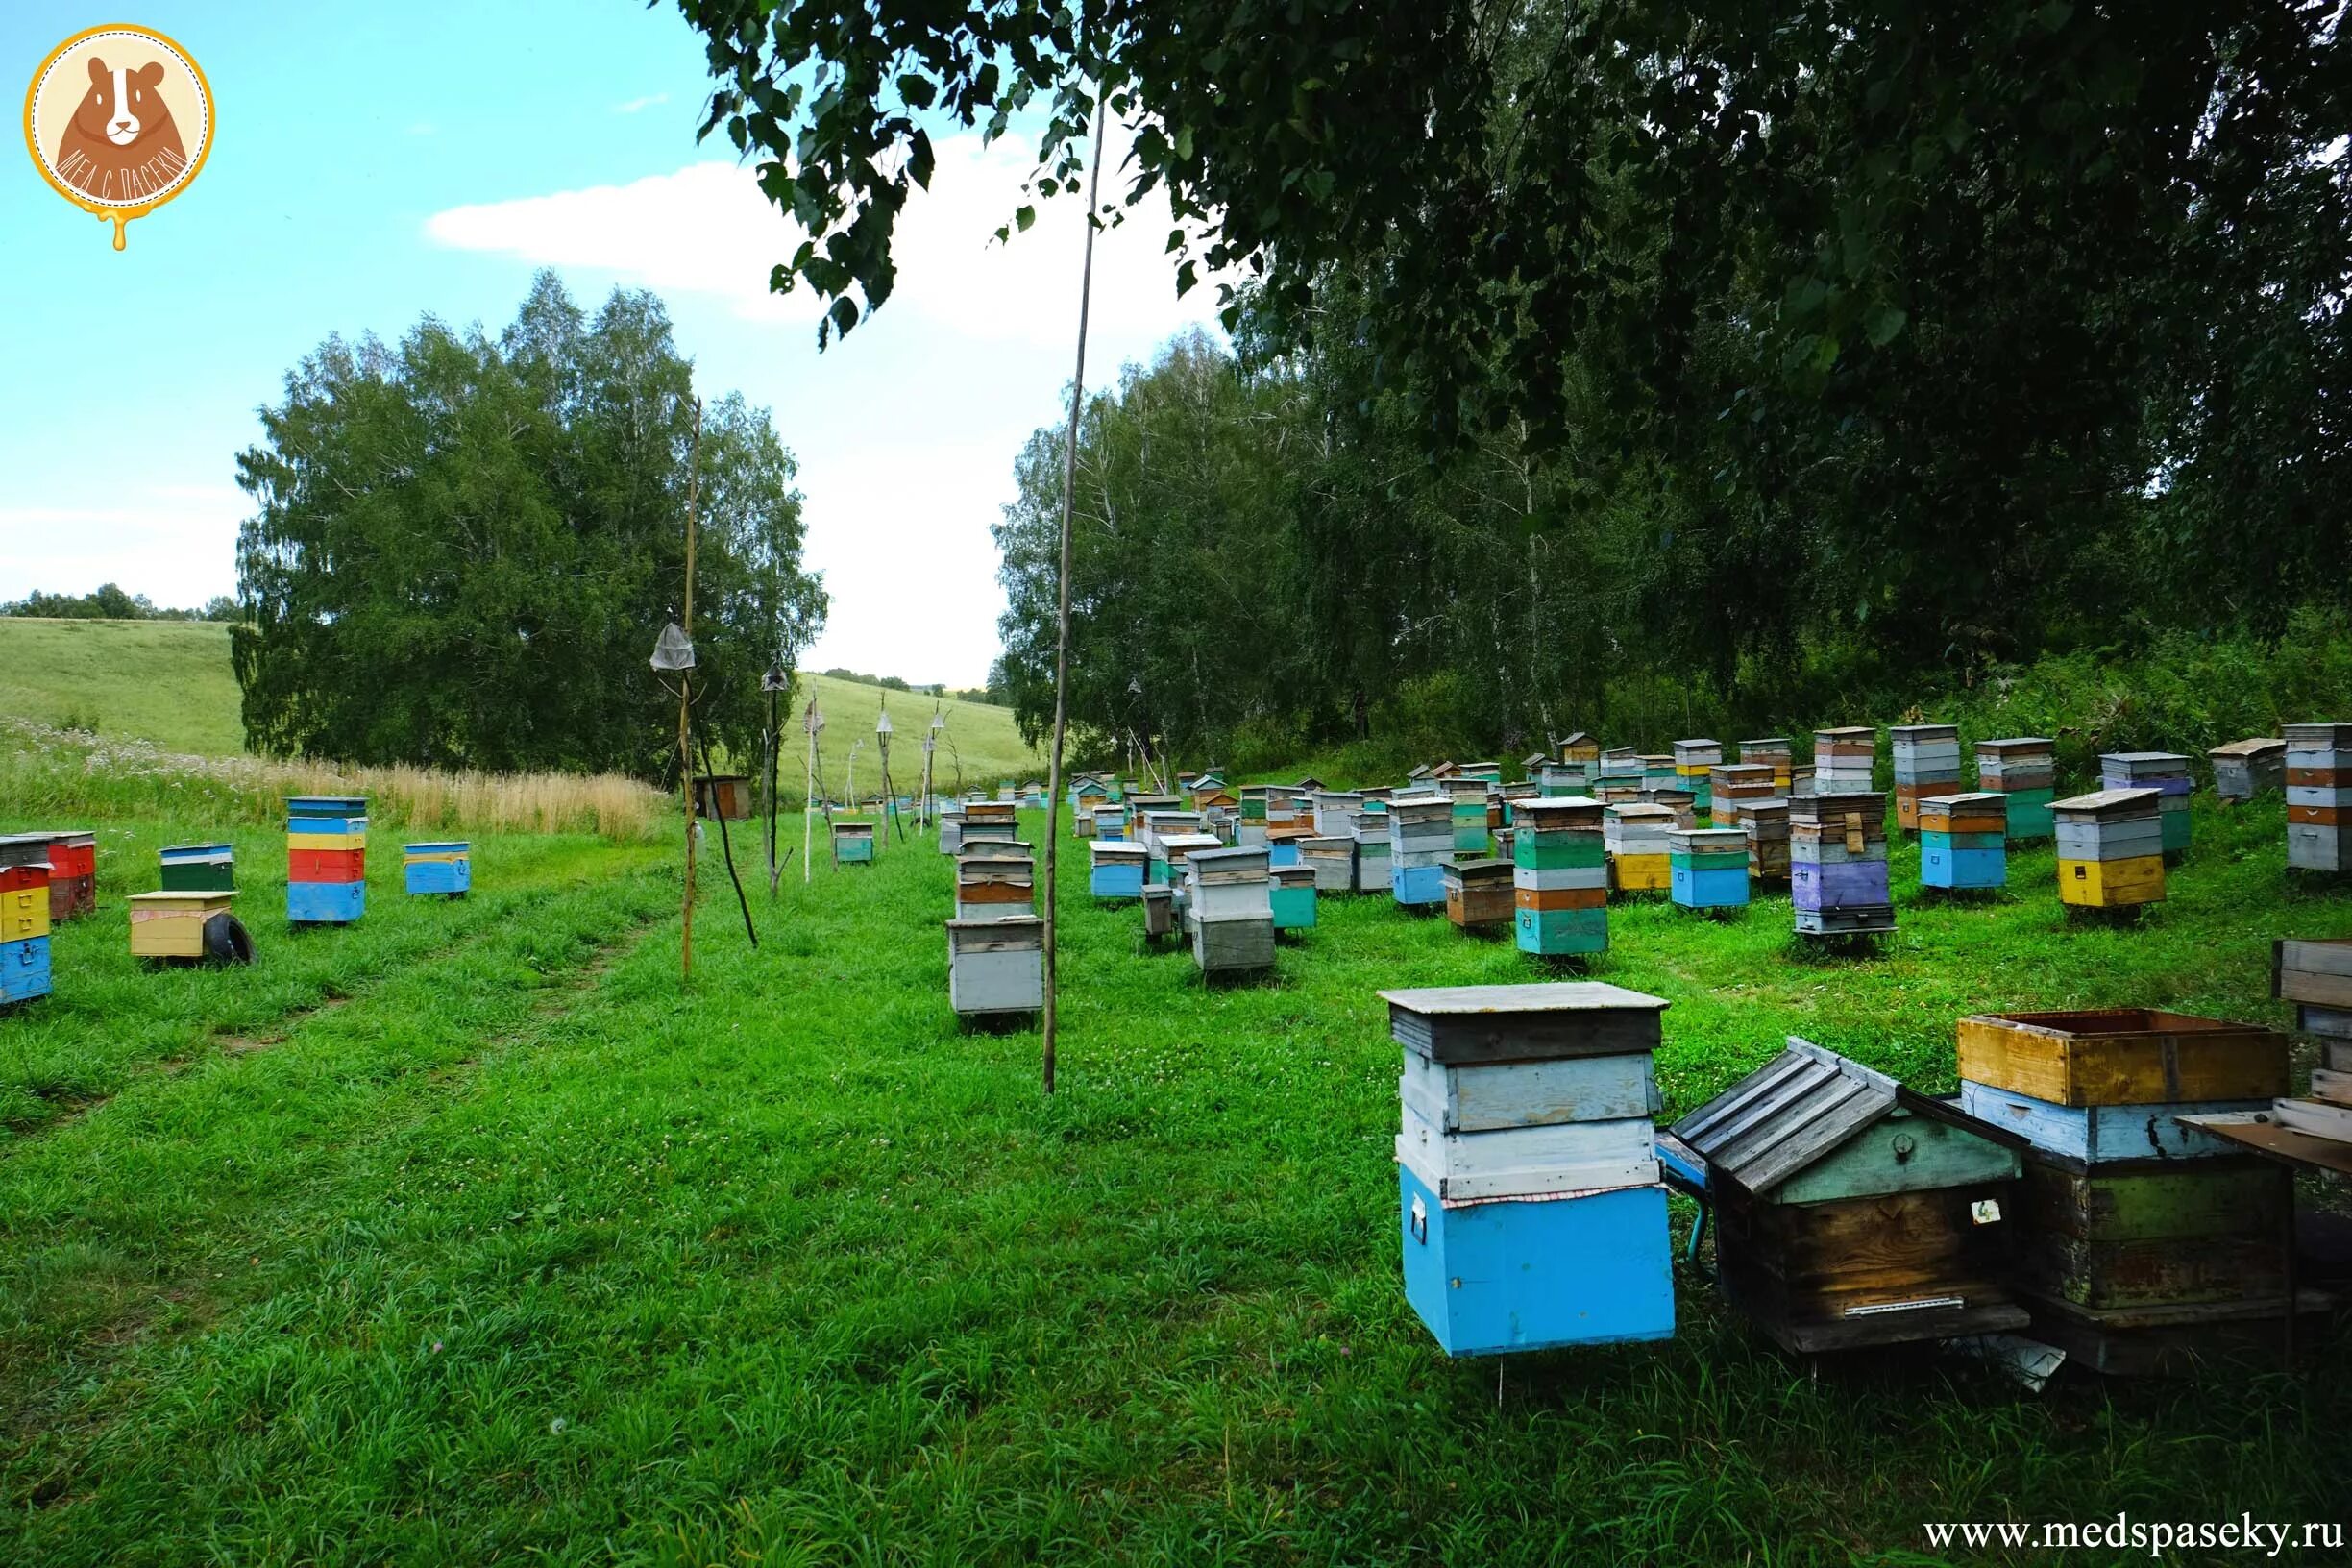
[2,778,2348,1563]
[0,620,1045,801]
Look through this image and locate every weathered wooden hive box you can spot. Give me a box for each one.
[1089,840,1145,900]
[1090,803,1127,842]
[1538,759,1590,797]
[831,821,876,865]
[1738,737,1794,792]
[936,799,965,855]
[1604,802,1675,894]
[2275,936,2352,1074]
[1442,779,1490,855]
[1442,857,1513,931]
[1672,739,1722,815]
[127,889,234,962]
[1976,738,2056,841]
[1673,1039,2027,1353]
[1956,1009,2295,1370]
[1268,862,1316,931]
[1789,792,1893,937]
[0,845,53,1005]
[160,842,235,893]
[1643,787,1698,829]
[1236,786,1269,845]
[403,842,471,895]
[2053,789,2165,909]
[2207,737,2284,803]
[1185,845,1275,975]
[1669,826,1749,911]
[2099,752,2193,861]
[1160,832,1222,896]
[1298,835,1354,893]
[1387,982,1674,1356]
[694,773,753,821]
[1708,765,1775,830]
[22,831,96,920]
[1310,791,1361,839]
[966,797,1023,844]
[1068,775,1109,816]
[947,914,1042,1018]
[286,796,367,925]
[1812,727,1877,795]
[1743,799,1791,886]
[1918,792,2007,891]
[2285,722,2352,874]
[1595,749,1644,804]
[1264,785,1304,832]
[953,844,1034,922]
[1351,800,1392,893]
[1387,796,1453,909]
[1511,798,1606,958]
[1138,809,1202,882]
[1889,724,1962,834]
[1140,885,1177,940]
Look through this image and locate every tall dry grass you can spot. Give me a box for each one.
[0,719,667,840]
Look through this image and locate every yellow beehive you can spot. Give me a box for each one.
[2057,856,2165,908]
[0,880,51,943]
[287,829,366,852]
[127,891,233,959]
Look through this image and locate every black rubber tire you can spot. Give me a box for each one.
[202,912,256,967]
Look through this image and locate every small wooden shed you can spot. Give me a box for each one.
[1672,1039,2028,1353]
[695,774,754,821]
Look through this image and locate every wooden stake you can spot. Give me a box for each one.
[680,396,703,984]
[803,700,820,884]
[1041,95,1109,1097]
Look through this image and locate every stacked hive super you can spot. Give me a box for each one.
[1708,765,1776,830]
[1959,1009,2299,1374]
[1300,834,1355,894]
[403,842,471,895]
[1390,983,1675,1356]
[1089,839,1145,898]
[1388,796,1453,910]
[1889,724,1962,834]
[1139,810,1204,884]
[2099,752,2193,862]
[1511,799,1607,959]
[961,798,1018,848]
[1351,797,1391,893]
[937,799,964,854]
[1443,859,1514,932]
[2209,738,2284,803]
[1739,738,1793,792]
[1548,734,1600,796]
[1595,751,1644,805]
[1186,845,1276,976]
[832,821,876,865]
[30,831,95,920]
[2275,937,2352,1080]
[1790,792,1893,938]
[949,839,1041,1018]
[1669,827,1749,913]
[0,840,53,1005]
[1976,738,2056,841]
[1672,740,1722,818]
[1237,786,1269,846]
[1445,779,1490,856]
[1269,862,1317,933]
[1638,756,1678,801]
[1918,793,2007,892]
[953,841,1033,921]
[2053,790,2165,913]
[1812,728,1876,795]
[287,796,367,925]
[160,843,233,892]
[1605,803,1675,894]
[1744,799,1791,887]
[2286,723,2352,875]
[1091,803,1127,841]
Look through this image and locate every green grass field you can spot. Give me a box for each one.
[2,787,2347,1564]
[0,620,1043,794]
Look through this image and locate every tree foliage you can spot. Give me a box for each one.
[232,274,827,777]
[4,585,234,621]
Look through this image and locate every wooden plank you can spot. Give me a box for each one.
[1955,1014,2288,1106]
[2269,1097,2352,1142]
[1400,1049,1654,1134]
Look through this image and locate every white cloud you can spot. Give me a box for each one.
[614,92,671,114]
[0,486,245,607]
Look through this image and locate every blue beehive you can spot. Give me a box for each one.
[404,842,471,896]
[1089,841,1144,900]
[287,795,367,925]
[1387,796,1452,910]
[1668,827,1749,912]
[1919,793,2008,891]
[1386,982,1676,1356]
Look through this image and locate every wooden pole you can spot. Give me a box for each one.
[803,700,820,884]
[1041,95,1109,1097]
[680,396,703,983]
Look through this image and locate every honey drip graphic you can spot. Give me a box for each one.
[23,25,213,250]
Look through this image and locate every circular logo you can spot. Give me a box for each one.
[23,24,212,250]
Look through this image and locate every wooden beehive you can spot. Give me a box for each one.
[2053,789,2165,910]
[403,842,471,896]
[953,843,1034,921]
[1738,737,1794,792]
[1442,857,1514,931]
[1511,797,1607,958]
[29,831,96,919]
[1956,1009,2297,1368]
[2099,752,2193,861]
[1918,792,2007,892]
[1743,799,1791,886]
[1812,727,1877,794]
[1707,765,1776,830]
[947,914,1042,1018]
[1604,802,1674,894]
[1089,840,1145,900]
[695,773,754,821]
[1386,796,1452,909]
[1789,791,1892,937]
[1672,739,1722,815]
[1673,1039,2027,1353]
[1185,845,1275,976]
[831,820,876,866]
[1386,982,1674,1356]
[286,796,367,925]
[2207,737,2284,803]
[2286,722,2352,873]
[126,889,234,962]
[160,842,234,893]
[1889,723,1962,834]
[1268,862,1317,932]
[2274,936,2352,1074]
[0,848,53,1005]
[1668,826,1749,912]
[1976,738,2056,841]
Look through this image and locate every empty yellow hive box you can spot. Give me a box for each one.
[127,891,234,959]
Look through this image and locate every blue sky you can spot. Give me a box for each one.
[0,1,1215,686]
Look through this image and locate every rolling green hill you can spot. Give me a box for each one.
[0,619,1043,792]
